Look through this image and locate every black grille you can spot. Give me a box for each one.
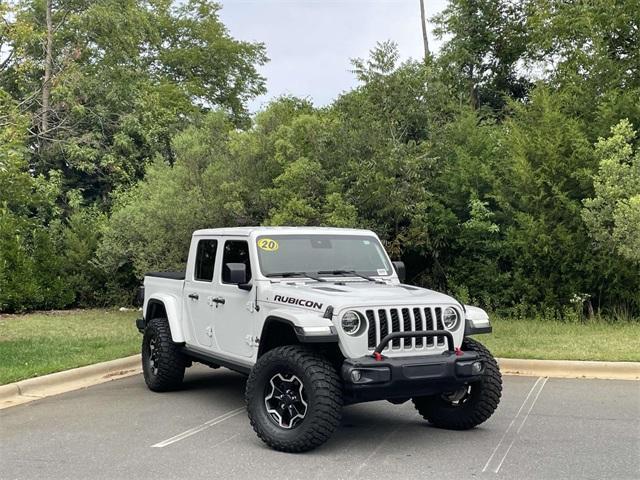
[363,306,453,351]
[401,308,411,348]
[413,308,424,346]
[378,309,389,343]
[366,310,376,349]
[424,308,434,345]
[390,309,401,348]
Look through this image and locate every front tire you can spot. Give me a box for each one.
[246,346,343,452]
[142,317,187,392]
[412,338,502,430]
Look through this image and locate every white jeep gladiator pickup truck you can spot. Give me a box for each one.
[137,227,501,452]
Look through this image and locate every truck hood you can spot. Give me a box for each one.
[260,280,459,313]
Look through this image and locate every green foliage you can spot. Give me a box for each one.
[96,159,207,279]
[2,0,267,204]
[526,0,640,139]
[0,91,71,311]
[432,0,531,110]
[1,0,267,310]
[2,1,639,317]
[492,89,597,308]
[583,120,640,264]
[58,207,108,306]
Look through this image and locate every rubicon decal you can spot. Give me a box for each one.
[273,294,323,310]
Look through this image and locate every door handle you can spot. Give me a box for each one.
[188,293,199,300]
[212,297,225,305]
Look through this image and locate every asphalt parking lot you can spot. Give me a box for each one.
[1,366,639,480]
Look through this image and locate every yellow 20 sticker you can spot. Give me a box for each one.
[258,238,279,251]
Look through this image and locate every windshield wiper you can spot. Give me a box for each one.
[317,270,382,283]
[265,272,326,282]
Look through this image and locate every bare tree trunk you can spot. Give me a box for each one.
[419,0,430,60]
[41,0,53,143]
[469,64,478,109]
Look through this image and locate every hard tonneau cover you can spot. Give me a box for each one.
[145,271,186,280]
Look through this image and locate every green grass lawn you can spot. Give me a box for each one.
[0,309,140,385]
[481,317,640,362]
[0,309,638,385]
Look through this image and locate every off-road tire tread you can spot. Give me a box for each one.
[412,337,502,430]
[246,345,343,452]
[142,317,186,392]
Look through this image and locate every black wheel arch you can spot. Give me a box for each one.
[258,317,299,358]
[145,299,168,323]
[258,316,342,363]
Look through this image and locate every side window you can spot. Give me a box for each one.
[194,239,218,282]
[222,240,252,284]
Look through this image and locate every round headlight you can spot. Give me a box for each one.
[442,307,460,330]
[341,311,362,335]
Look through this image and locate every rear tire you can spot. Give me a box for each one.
[142,317,187,392]
[412,338,502,430]
[246,345,343,452]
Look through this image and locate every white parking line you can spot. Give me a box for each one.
[353,425,400,476]
[151,407,245,448]
[482,377,548,473]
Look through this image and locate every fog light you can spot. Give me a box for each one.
[350,370,362,382]
[472,361,483,374]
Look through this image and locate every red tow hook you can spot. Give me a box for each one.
[373,352,383,361]
[454,347,463,357]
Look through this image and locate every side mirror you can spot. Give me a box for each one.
[225,263,249,287]
[392,261,406,283]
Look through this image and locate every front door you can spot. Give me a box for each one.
[212,239,255,358]
[184,238,219,349]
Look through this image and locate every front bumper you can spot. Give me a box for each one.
[341,351,484,404]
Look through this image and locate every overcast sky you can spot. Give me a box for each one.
[218,0,448,111]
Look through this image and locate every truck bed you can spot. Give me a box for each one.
[143,272,186,317]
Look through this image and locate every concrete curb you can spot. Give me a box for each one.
[0,355,141,410]
[498,358,640,380]
[1,355,638,410]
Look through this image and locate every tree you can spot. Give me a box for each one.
[0,89,72,311]
[526,0,640,139]
[40,0,52,150]
[583,120,640,264]
[2,0,267,204]
[433,0,530,110]
[419,0,430,59]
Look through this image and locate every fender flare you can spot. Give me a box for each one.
[463,305,492,336]
[261,308,338,344]
[144,294,185,343]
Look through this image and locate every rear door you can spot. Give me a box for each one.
[184,237,220,349]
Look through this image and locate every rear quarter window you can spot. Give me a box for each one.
[194,239,218,281]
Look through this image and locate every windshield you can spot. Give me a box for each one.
[256,235,392,278]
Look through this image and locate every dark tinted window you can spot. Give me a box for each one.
[194,239,218,281]
[222,240,252,283]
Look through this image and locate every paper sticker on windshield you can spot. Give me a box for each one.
[377,269,387,276]
[257,238,279,252]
